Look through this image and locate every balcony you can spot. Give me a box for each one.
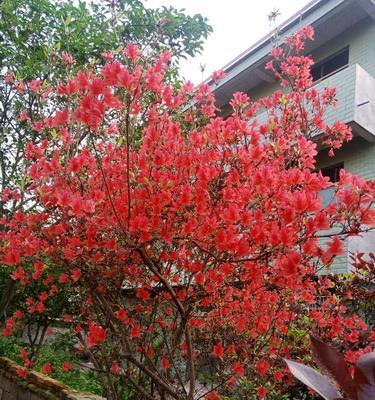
[255,64,375,142]
[316,64,375,141]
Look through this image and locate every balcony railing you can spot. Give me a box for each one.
[254,64,375,142]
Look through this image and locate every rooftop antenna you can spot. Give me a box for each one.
[268,7,281,47]
[200,63,206,83]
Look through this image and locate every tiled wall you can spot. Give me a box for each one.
[317,137,375,273]
[249,17,375,274]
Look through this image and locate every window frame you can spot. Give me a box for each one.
[320,162,344,184]
[319,162,344,207]
[311,46,349,83]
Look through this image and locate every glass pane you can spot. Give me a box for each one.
[320,186,336,207]
[321,163,344,183]
[322,48,349,77]
[311,64,322,81]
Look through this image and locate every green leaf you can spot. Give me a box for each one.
[64,15,72,26]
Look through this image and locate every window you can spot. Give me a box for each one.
[320,163,344,183]
[311,47,349,82]
[319,163,344,207]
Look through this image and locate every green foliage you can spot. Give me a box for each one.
[0,336,22,362]
[0,332,103,396]
[36,336,102,395]
[0,0,211,80]
[0,263,80,363]
[1,0,108,79]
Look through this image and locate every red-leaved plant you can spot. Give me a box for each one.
[285,335,375,400]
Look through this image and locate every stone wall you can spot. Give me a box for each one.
[0,357,104,400]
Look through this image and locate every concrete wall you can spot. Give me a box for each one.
[0,357,103,400]
[354,65,375,139]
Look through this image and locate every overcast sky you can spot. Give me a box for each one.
[146,0,310,83]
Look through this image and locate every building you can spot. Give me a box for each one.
[211,0,375,273]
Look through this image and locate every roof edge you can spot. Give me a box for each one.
[220,0,322,75]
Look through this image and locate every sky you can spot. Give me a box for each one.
[146,0,310,83]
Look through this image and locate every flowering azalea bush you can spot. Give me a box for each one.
[1,27,375,399]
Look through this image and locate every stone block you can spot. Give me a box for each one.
[0,377,12,392]
[2,391,14,400]
[0,357,105,400]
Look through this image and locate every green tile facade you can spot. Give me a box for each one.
[219,1,375,273]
